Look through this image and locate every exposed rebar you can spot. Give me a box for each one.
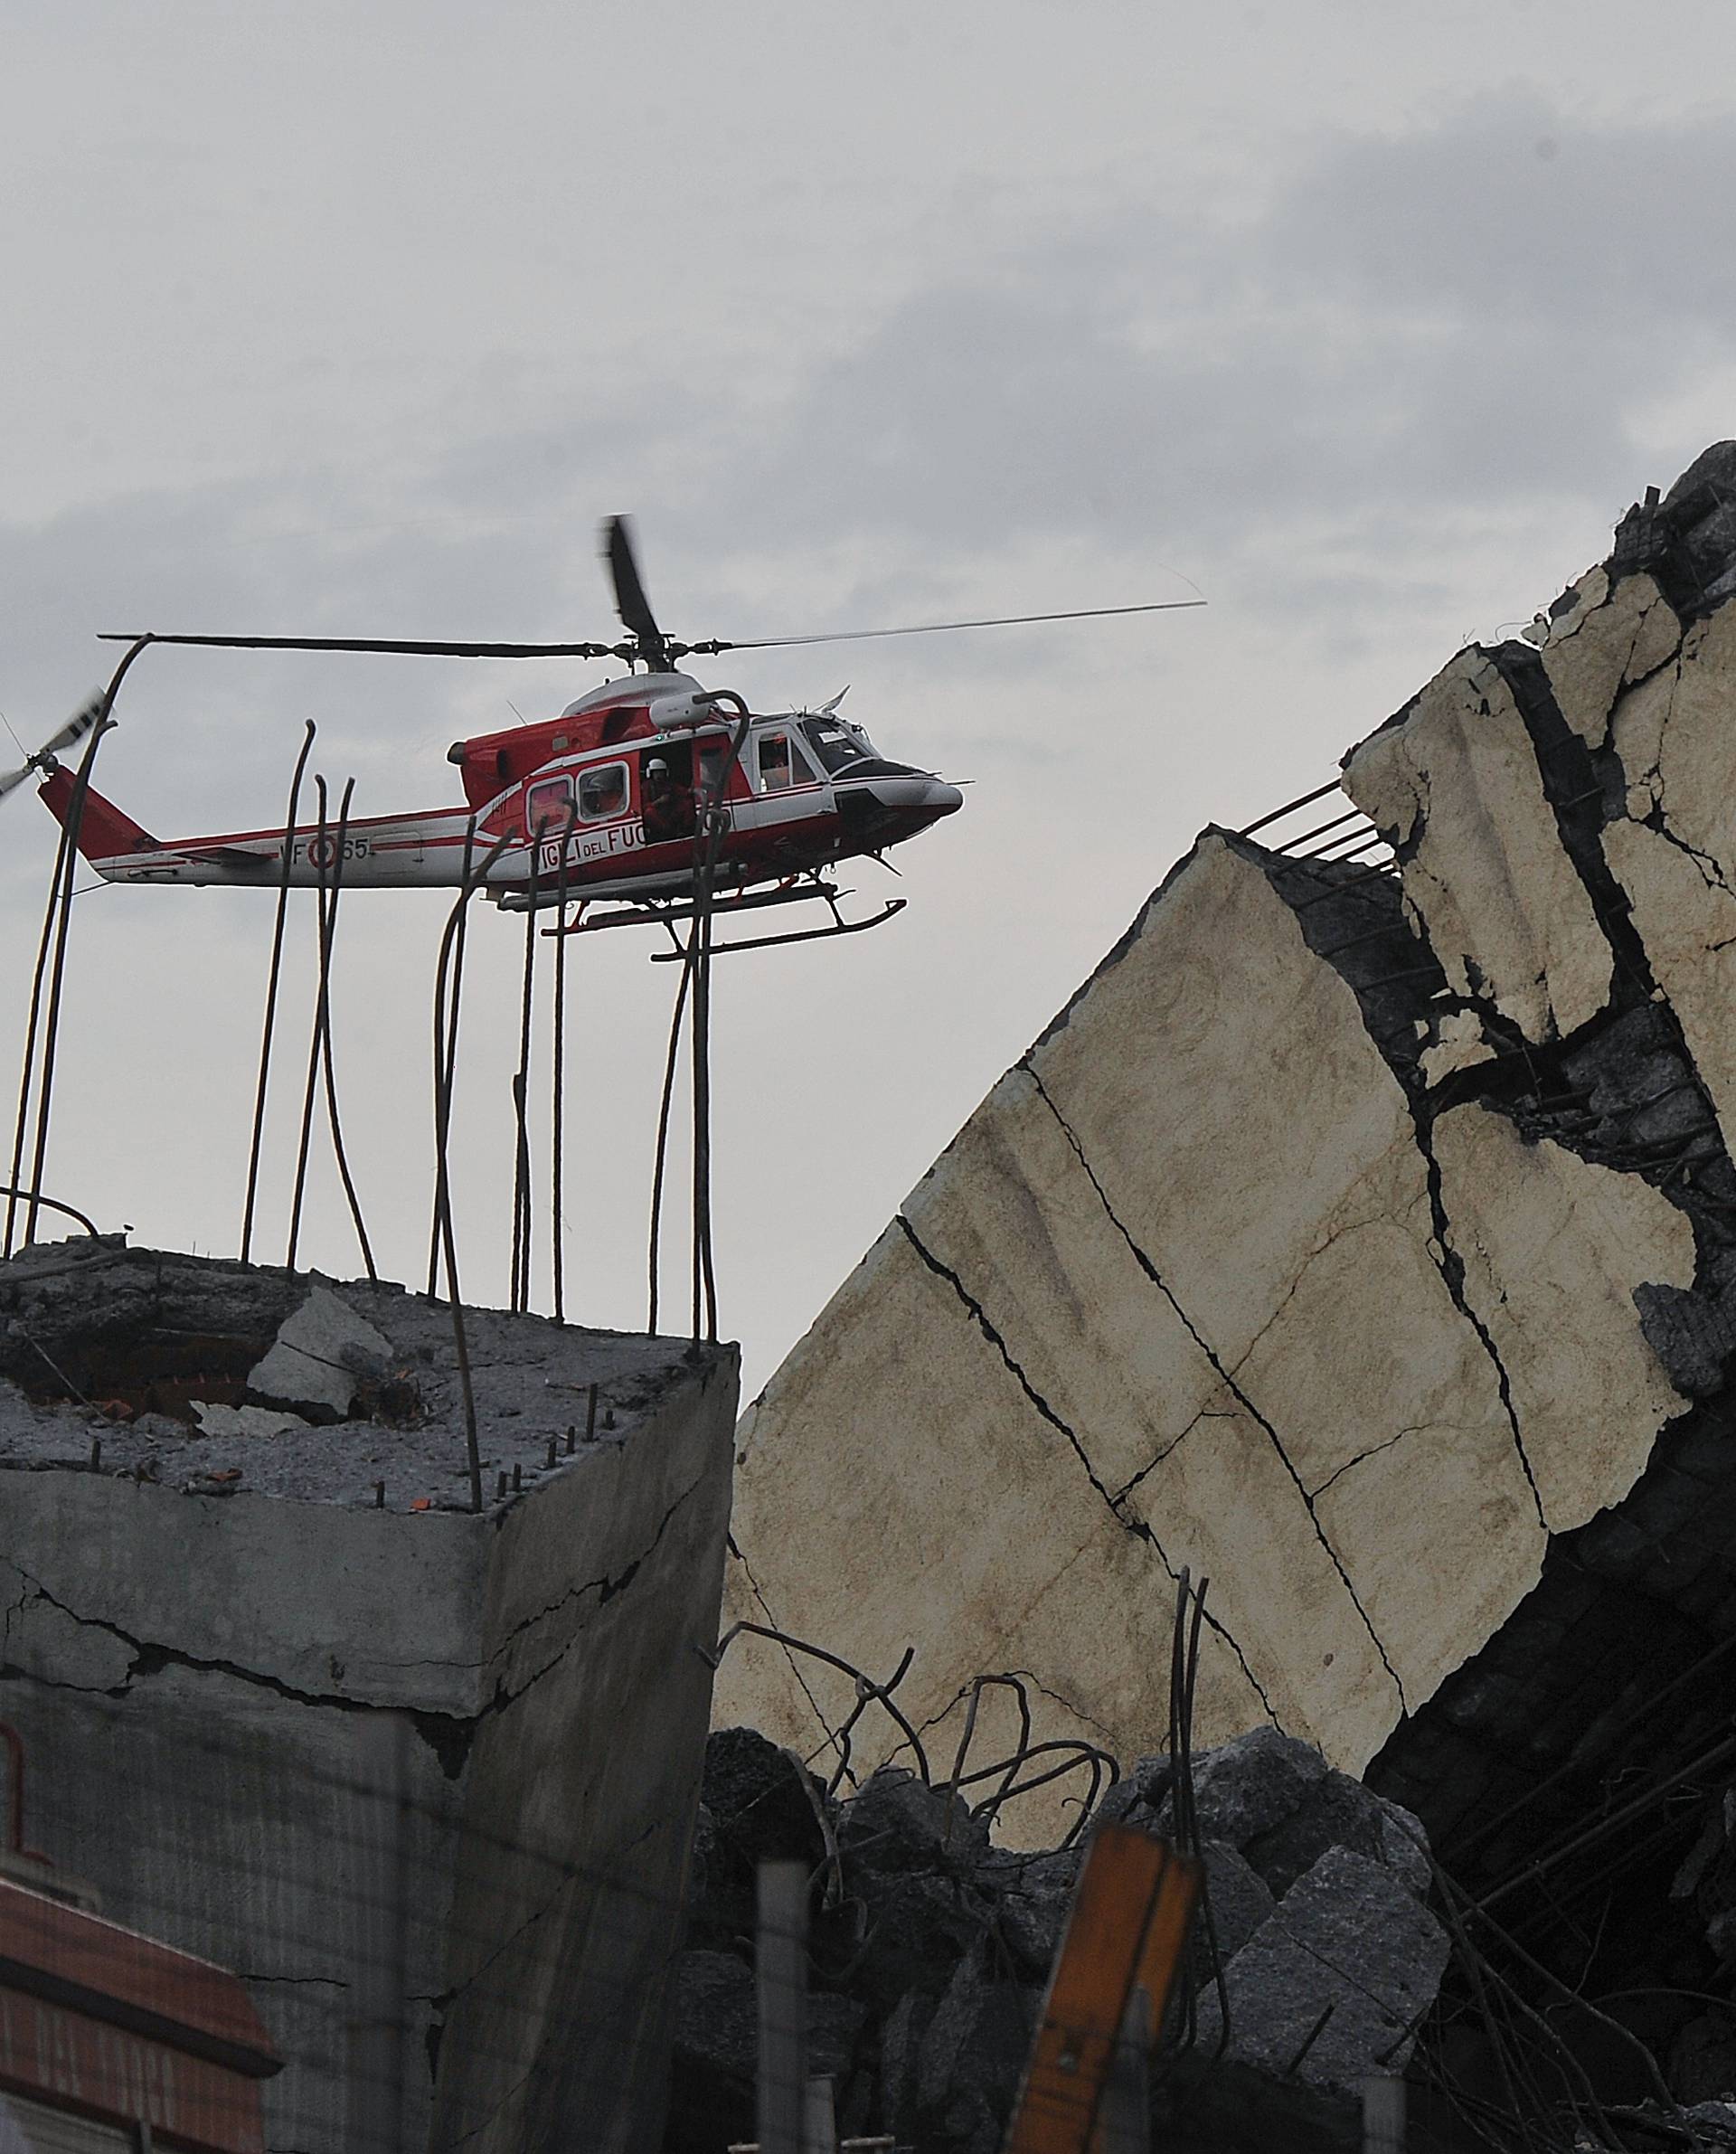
[11,637,154,1252]
[241,719,316,1265]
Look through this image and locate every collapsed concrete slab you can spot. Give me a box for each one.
[717,448,1736,1875]
[0,1238,739,2152]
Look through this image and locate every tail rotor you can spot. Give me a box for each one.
[0,696,106,807]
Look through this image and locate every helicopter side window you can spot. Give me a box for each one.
[526,777,573,837]
[578,761,629,821]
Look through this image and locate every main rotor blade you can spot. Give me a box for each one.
[97,633,622,659]
[603,515,664,650]
[691,597,1207,655]
[0,766,32,802]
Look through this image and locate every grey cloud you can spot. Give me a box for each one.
[673,93,1736,579]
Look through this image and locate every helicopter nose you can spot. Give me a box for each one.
[863,773,964,817]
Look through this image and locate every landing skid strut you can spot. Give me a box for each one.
[542,877,907,957]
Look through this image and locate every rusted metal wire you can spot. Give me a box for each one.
[315,784,374,1280]
[283,779,374,1278]
[1288,862,1401,912]
[427,823,477,1299]
[1237,779,1341,837]
[939,1674,1034,1847]
[953,1739,1118,1843]
[646,960,691,1336]
[286,780,333,1270]
[647,702,751,1338]
[7,637,154,1255]
[508,831,542,1314]
[709,1620,932,1792]
[428,825,512,1514]
[4,813,73,1261]
[550,805,577,1325]
[0,1188,99,1237]
[240,719,316,1265]
[688,701,753,1343]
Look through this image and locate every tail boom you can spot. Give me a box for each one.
[37,771,486,887]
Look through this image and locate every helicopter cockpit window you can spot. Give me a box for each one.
[798,715,875,774]
[755,731,821,793]
[757,732,794,792]
[526,777,573,836]
[578,761,629,822]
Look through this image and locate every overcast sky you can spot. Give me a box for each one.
[5,2,1736,1400]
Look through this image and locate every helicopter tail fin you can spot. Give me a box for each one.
[39,766,158,869]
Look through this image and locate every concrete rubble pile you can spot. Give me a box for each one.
[715,442,1736,2125]
[665,1724,1446,2154]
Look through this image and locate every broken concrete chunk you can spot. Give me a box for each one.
[1634,1276,1736,1399]
[246,1285,393,1422]
[1419,1006,1496,1086]
[1543,568,1680,747]
[1199,1837,1276,1961]
[190,1401,314,1440]
[997,1846,1085,1973]
[1194,1843,1449,2091]
[1167,1726,1331,1848]
[839,1765,990,1870]
[1372,1796,1433,1902]
[1343,647,1613,1042]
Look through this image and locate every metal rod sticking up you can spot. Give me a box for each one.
[241,719,316,1265]
[8,636,154,1254]
[315,782,376,1279]
[551,804,576,1324]
[285,779,374,1277]
[429,825,511,1513]
[286,779,334,1270]
[509,830,542,1313]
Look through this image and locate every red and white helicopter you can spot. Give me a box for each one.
[4,521,1202,954]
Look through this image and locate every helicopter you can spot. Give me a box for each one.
[4,520,1203,955]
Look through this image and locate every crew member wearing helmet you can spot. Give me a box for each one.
[641,751,693,843]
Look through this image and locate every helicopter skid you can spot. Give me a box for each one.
[648,894,907,959]
[542,879,826,938]
[535,875,908,957]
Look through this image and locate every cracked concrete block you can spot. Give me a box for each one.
[1429,1105,1694,1530]
[1343,648,1612,1041]
[723,837,1575,1810]
[724,1218,1269,1845]
[901,1064,1230,1499]
[725,827,1682,1819]
[1612,598,1736,833]
[1543,568,1680,746]
[1118,1411,1405,1765]
[1600,607,1736,1152]
[0,1242,739,2154]
[1309,1410,1542,1718]
[1027,836,1424,1373]
[247,1281,394,1420]
[1604,820,1736,1157]
[1194,1843,1448,2092]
